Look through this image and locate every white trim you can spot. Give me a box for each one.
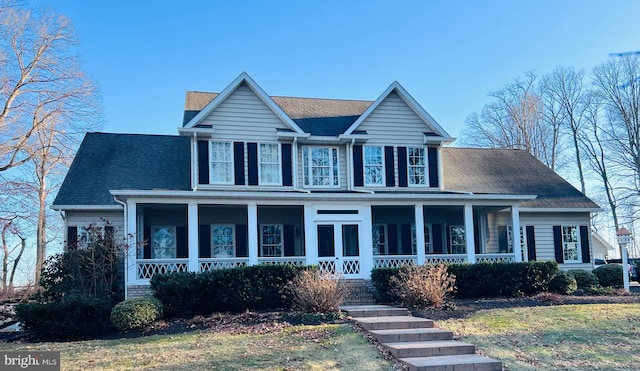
[257,142,282,186]
[183,72,305,134]
[518,207,602,213]
[51,204,123,211]
[424,135,456,144]
[344,81,451,139]
[177,127,215,137]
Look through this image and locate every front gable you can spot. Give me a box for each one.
[344,82,453,146]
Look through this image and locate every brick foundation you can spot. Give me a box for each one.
[340,279,376,305]
[127,285,152,299]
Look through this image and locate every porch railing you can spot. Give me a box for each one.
[137,259,189,280]
[374,255,417,268]
[199,258,249,272]
[258,257,307,266]
[317,257,361,276]
[475,254,516,263]
[424,254,468,264]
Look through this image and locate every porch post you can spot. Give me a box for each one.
[360,205,374,278]
[247,203,258,265]
[304,204,318,265]
[511,205,522,262]
[125,200,138,290]
[415,204,425,265]
[187,202,199,272]
[464,204,476,263]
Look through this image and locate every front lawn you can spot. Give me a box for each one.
[0,324,394,370]
[439,303,640,370]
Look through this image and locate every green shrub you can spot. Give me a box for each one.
[16,297,114,340]
[593,264,624,288]
[290,270,345,313]
[549,271,577,295]
[110,297,163,331]
[151,265,305,317]
[567,269,599,291]
[390,265,456,309]
[371,261,558,301]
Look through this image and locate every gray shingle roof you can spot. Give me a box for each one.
[442,147,599,209]
[53,133,191,206]
[182,91,373,135]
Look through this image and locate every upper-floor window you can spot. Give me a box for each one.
[407,147,427,186]
[364,146,384,186]
[303,146,339,187]
[562,225,580,263]
[259,143,281,185]
[210,141,233,184]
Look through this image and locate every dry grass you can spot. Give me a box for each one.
[438,303,640,370]
[0,324,393,370]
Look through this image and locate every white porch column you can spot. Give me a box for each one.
[248,203,258,265]
[464,204,476,263]
[304,204,318,265]
[360,205,374,278]
[511,205,522,262]
[187,202,199,272]
[415,204,425,265]
[125,200,138,290]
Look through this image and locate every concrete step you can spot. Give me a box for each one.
[354,316,435,331]
[369,328,453,343]
[384,340,475,358]
[400,354,503,371]
[341,305,409,318]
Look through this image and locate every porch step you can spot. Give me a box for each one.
[341,305,409,317]
[369,328,453,342]
[384,340,475,358]
[400,354,503,371]
[354,316,434,331]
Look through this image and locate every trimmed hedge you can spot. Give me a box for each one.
[549,271,577,295]
[372,261,559,302]
[110,297,163,331]
[151,264,306,317]
[593,264,624,288]
[15,297,114,340]
[567,269,599,290]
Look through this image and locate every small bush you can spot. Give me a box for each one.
[593,264,624,288]
[110,297,163,331]
[290,270,345,313]
[390,265,456,309]
[16,297,114,340]
[549,271,577,295]
[370,267,400,303]
[567,269,599,291]
[150,272,201,317]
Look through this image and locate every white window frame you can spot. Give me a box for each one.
[562,225,581,263]
[407,146,428,186]
[507,225,527,259]
[209,141,234,184]
[302,146,340,188]
[372,224,388,256]
[424,223,433,254]
[260,224,284,257]
[449,225,466,254]
[211,224,236,258]
[364,146,384,186]
[151,226,177,259]
[258,142,281,185]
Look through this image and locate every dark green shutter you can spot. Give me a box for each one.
[176,227,187,258]
[526,226,536,261]
[384,146,395,187]
[353,145,363,187]
[428,147,439,187]
[397,146,408,187]
[247,143,258,185]
[400,224,411,255]
[282,143,293,186]
[432,224,443,253]
[197,140,209,184]
[388,224,398,255]
[284,225,295,256]
[580,225,590,263]
[234,142,245,185]
[67,226,78,250]
[236,225,248,257]
[553,226,564,263]
[199,225,211,258]
[498,226,508,253]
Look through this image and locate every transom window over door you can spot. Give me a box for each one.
[364,146,384,186]
[303,146,339,187]
[259,143,281,185]
[407,147,427,186]
[210,141,233,184]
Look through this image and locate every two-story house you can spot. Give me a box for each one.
[52,73,600,299]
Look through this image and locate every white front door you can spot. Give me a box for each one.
[316,222,362,278]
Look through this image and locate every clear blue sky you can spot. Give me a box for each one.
[35,0,640,140]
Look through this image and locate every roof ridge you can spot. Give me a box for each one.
[185,90,373,103]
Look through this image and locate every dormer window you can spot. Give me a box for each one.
[303,146,339,187]
[407,147,427,186]
[210,141,233,184]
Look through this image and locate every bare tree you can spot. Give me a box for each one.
[462,72,559,168]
